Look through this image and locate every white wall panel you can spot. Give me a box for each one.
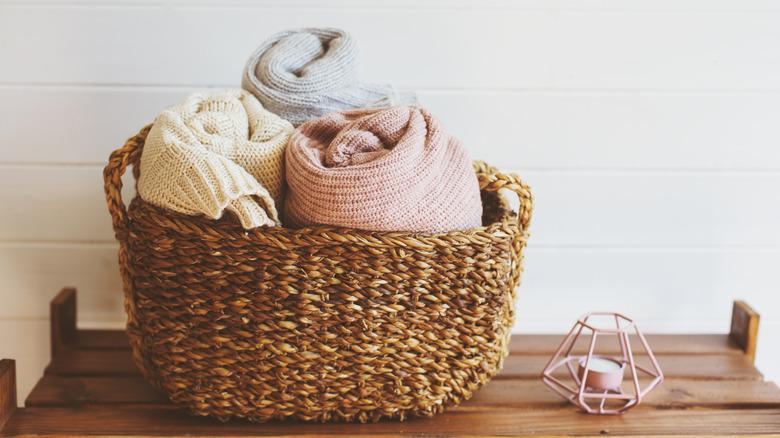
[2,6,779,90]
[756,322,780,385]
[0,86,193,164]
[4,87,780,170]
[4,1,780,9]
[428,92,780,170]
[515,248,780,330]
[522,170,780,247]
[0,321,51,407]
[0,166,117,242]
[0,244,124,320]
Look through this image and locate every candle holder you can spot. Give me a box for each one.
[541,312,663,415]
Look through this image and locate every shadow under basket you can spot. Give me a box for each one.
[103,124,534,423]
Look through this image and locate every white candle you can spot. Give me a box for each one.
[578,357,625,391]
[584,357,622,373]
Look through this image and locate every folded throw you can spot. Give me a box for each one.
[284,106,483,233]
[242,27,417,127]
[138,89,293,229]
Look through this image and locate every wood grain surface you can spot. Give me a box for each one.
[3,291,780,437]
[0,361,16,431]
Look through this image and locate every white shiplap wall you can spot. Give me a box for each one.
[1,0,779,404]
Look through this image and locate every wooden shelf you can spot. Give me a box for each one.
[1,288,779,437]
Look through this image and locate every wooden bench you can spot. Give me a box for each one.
[1,288,779,437]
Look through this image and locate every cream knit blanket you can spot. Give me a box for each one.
[284,106,483,233]
[242,27,417,127]
[138,89,293,229]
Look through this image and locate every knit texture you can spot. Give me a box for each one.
[138,89,293,229]
[242,27,417,127]
[284,106,483,234]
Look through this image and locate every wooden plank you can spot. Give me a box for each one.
[10,0,777,10]
[461,379,780,411]
[0,360,17,431]
[55,329,742,355]
[167,0,780,9]
[508,334,743,356]
[2,8,780,90]
[521,171,780,248]
[6,88,780,172]
[25,376,169,408]
[3,0,780,10]
[50,288,77,358]
[427,91,780,171]
[730,300,760,363]
[71,330,129,350]
[48,289,130,354]
[41,346,760,381]
[3,407,780,437]
[44,350,138,377]
[500,354,763,381]
[24,374,780,411]
[0,87,184,165]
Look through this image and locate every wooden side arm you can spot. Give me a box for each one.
[50,287,77,358]
[0,359,17,431]
[730,300,760,363]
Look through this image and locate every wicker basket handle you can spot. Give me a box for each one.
[103,124,152,238]
[474,160,533,229]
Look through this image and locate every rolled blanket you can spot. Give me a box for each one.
[284,106,483,234]
[242,27,417,126]
[138,89,294,229]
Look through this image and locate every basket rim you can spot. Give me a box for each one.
[106,124,533,249]
[126,192,528,251]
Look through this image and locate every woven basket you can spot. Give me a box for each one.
[103,124,533,423]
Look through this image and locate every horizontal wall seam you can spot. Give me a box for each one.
[4,3,780,12]
[4,83,780,95]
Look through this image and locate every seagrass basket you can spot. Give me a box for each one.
[103,124,533,423]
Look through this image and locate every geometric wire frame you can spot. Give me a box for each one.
[541,312,664,414]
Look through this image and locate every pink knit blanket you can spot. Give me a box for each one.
[284,106,483,233]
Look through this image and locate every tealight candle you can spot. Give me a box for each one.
[578,357,625,391]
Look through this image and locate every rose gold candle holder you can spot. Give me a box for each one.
[541,312,663,415]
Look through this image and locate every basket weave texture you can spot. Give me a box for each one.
[103,125,533,423]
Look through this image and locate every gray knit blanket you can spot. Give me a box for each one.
[242,28,417,126]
